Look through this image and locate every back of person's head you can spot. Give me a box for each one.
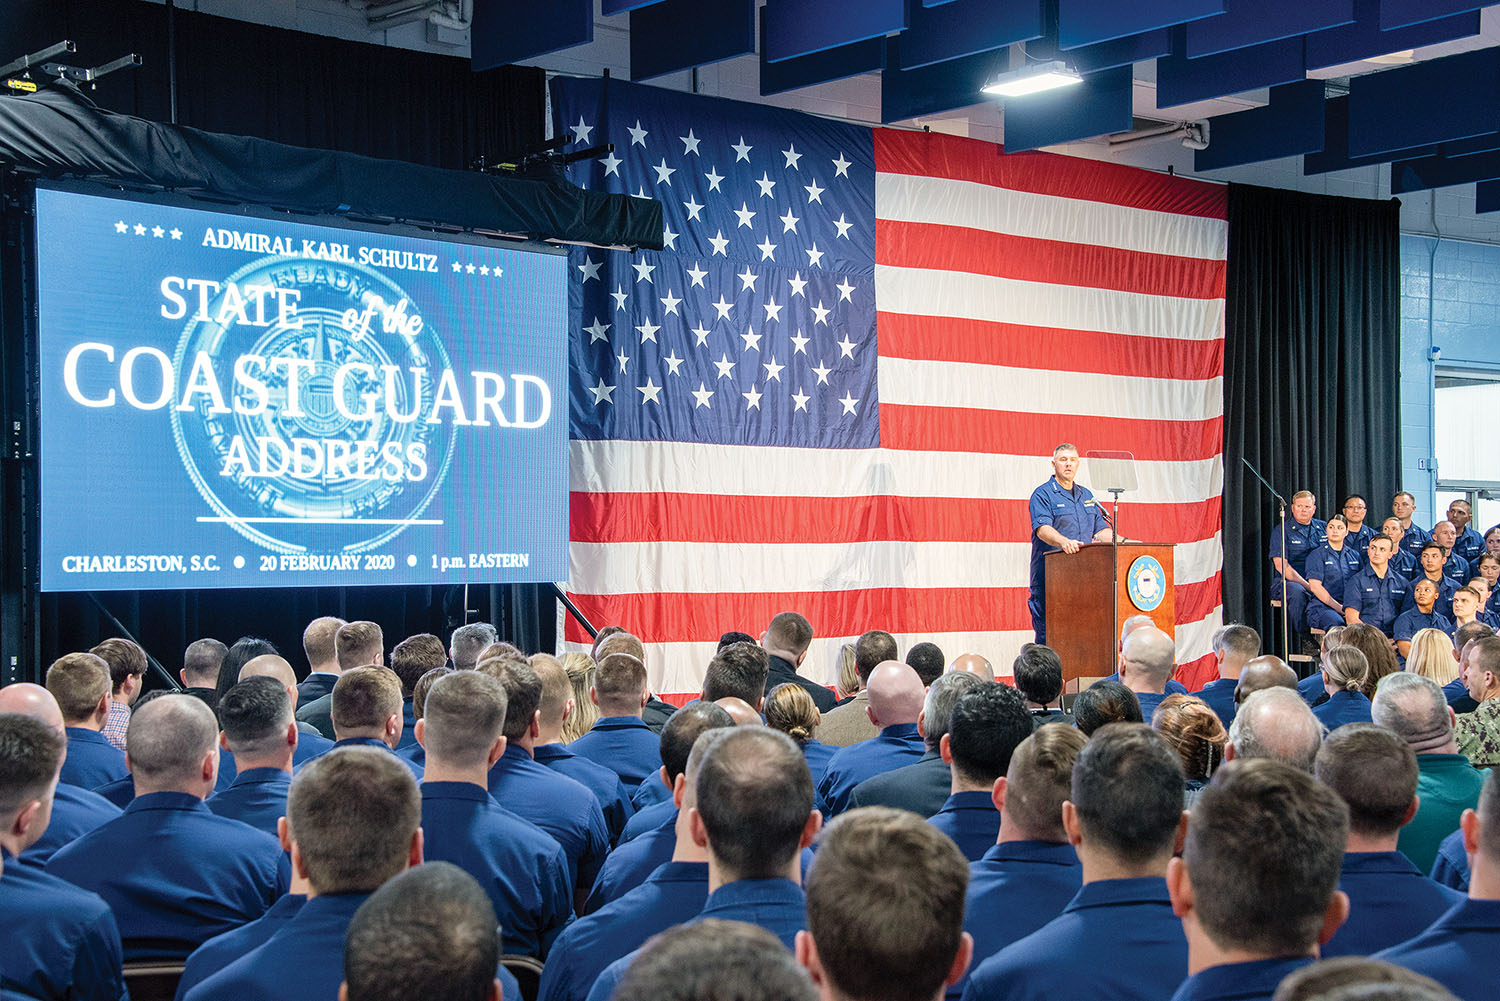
[1469,635,1500,686]
[1477,770,1500,869]
[1272,957,1459,1001]
[218,636,279,704]
[422,671,508,769]
[764,684,820,745]
[1120,627,1176,689]
[1404,629,1459,686]
[331,667,404,736]
[718,631,757,650]
[389,634,446,697]
[905,641,946,686]
[411,668,451,721]
[948,653,995,684]
[304,616,347,669]
[125,694,220,792]
[594,631,646,664]
[614,919,816,1001]
[343,862,500,1001]
[287,747,420,894]
[337,621,385,672]
[449,622,498,670]
[804,807,970,1001]
[854,630,897,685]
[1074,680,1142,735]
[182,638,228,688]
[0,713,66,829]
[1071,724,1184,864]
[946,683,1031,786]
[1152,694,1228,783]
[702,642,771,706]
[866,661,925,728]
[239,654,297,689]
[1212,624,1261,671]
[1003,726,1087,842]
[1322,646,1369,694]
[560,653,599,742]
[1180,758,1349,958]
[1013,644,1063,706]
[476,657,542,742]
[834,644,860,698]
[765,612,814,659]
[920,671,986,751]
[1454,621,1495,660]
[1228,688,1325,772]
[1371,673,1453,754]
[532,654,573,730]
[91,638,147,695]
[1314,724,1418,840]
[695,727,814,879]
[660,702,737,782]
[1340,623,1399,699]
[593,652,649,714]
[45,652,111,723]
[218,677,294,759]
[1236,655,1300,703]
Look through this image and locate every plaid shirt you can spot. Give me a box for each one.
[102,699,131,751]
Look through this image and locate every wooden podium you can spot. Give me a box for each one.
[1045,543,1175,685]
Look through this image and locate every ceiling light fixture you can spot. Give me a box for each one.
[981,60,1084,98]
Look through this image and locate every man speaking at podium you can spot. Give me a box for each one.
[1029,444,1113,644]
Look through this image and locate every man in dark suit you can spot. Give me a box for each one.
[762,612,836,712]
[180,638,227,711]
[846,671,987,817]
[928,684,1035,860]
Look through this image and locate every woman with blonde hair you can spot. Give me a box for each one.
[832,643,860,703]
[764,682,836,784]
[1312,645,1372,731]
[1151,694,1227,803]
[560,651,600,743]
[1405,628,1460,687]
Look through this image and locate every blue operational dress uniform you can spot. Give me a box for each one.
[1429,829,1469,891]
[0,848,127,1001]
[1440,552,1472,587]
[1454,525,1485,564]
[1267,517,1327,633]
[207,767,291,837]
[847,751,951,816]
[928,792,1001,862]
[1375,897,1500,1001]
[1347,523,1376,562]
[175,893,306,999]
[1321,852,1464,957]
[21,784,120,865]
[1168,957,1314,1001]
[59,728,127,790]
[816,722,926,816]
[1402,574,1460,620]
[951,841,1081,1001]
[397,698,419,750]
[1135,690,1169,723]
[962,877,1187,1001]
[181,892,370,1001]
[295,672,337,707]
[1101,672,1189,695]
[1388,546,1418,578]
[768,655,838,713]
[295,736,423,779]
[46,791,290,962]
[1343,566,1410,637]
[1394,608,1454,648]
[631,775,672,810]
[1312,690,1373,731]
[583,817,677,914]
[620,798,676,843]
[567,716,662,788]
[533,742,635,844]
[215,733,335,793]
[419,781,574,957]
[91,775,135,808]
[538,862,710,1001]
[1028,476,1110,644]
[801,738,837,787]
[488,743,610,894]
[1189,678,1237,729]
[1305,543,1363,630]
[1400,523,1432,565]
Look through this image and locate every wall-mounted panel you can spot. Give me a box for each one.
[1003,66,1134,152]
[1391,151,1500,193]
[1379,0,1487,31]
[759,18,884,96]
[880,39,1005,123]
[1303,96,1436,174]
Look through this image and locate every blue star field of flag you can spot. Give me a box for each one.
[552,79,879,449]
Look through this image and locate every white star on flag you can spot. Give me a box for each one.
[838,335,857,358]
[660,290,682,315]
[783,144,803,169]
[780,209,800,233]
[692,325,712,346]
[743,386,763,410]
[683,196,704,221]
[763,298,782,322]
[638,378,662,403]
[757,237,777,262]
[741,328,762,352]
[663,352,685,375]
[805,179,824,203]
[832,153,852,177]
[611,285,629,311]
[812,361,832,384]
[589,378,615,405]
[836,278,855,302]
[709,231,730,256]
[738,267,759,292]
[812,301,831,325]
[763,356,784,381]
[571,116,593,144]
[834,214,853,239]
[692,383,714,408]
[734,203,756,228]
[790,331,810,354]
[704,167,724,191]
[806,245,825,268]
[714,354,736,379]
[792,388,810,411]
[632,260,656,283]
[616,349,631,373]
[600,151,622,176]
[578,257,602,282]
[680,129,701,155]
[839,392,859,414]
[686,263,708,288]
[585,318,611,342]
[788,274,808,297]
[628,121,649,146]
[712,295,735,320]
[756,173,776,198]
[732,137,753,162]
[637,320,661,343]
[652,159,677,185]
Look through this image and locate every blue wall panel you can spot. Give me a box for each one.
[880,39,1005,123]
[1057,0,1223,49]
[1194,80,1325,171]
[1307,0,1479,70]
[760,19,884,95]
[764,0,906,62]
[1303,96,1436,174]
[1392,151,1500,194]
[1347,47,1500,157]
[1185,0,1352,58]
[1155,31,1305,108]
[471,0,592,70]
[1002,66,1134,153]
[1379,0,1487,30]
[630,0,755,80]
[899,0,1045,70]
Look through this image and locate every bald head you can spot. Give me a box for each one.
[125,694,221,796]
[1235,655,1298,704]
[1120,627,1176,692]
[866,661,925,729]
[948,653,994,683]
[0,684,65,732]
[1227,687,1325,772]
[240,654,298,690]
[1119,614,1155,650]
[714,697,762,727]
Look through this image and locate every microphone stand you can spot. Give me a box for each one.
[1241,457,1291,663]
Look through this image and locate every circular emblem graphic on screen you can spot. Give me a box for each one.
[168,255,456,555]
[1127,555,1166,612]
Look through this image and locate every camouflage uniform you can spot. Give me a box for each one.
[1455,698,1500,769]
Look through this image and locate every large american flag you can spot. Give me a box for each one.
[550,78,1226,696]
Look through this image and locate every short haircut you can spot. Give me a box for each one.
[532,654,572,727]
[806,808,968,1001]
[411,667,451,720]
[1074,680,1143,736]
[1342,493,1367,508]
[659,701,736,781]
[1372,673,1453,753]
[1468,635,1500,679]
[1292,489,1314,503]
[1272,957,1459,1001]
[696,727,812,878]
[613,919,815,1001]
[590,625,628,657]
[125,695,219,787]
[303,616,347,667]
[1394,491,1415,503]
[764,683,820,745]
[1420,541,1445,558]
[718,631,757,650]
[344,862,500,1001]
[594,652,649,710]
[1212,624,1261,663]
[45,653,111,722]
[1315,724,1419,838]
[766,612,814,656]
[287,747,420,893]
[1013,644,1064,705]
[218,677,293,758]
[1480,770,1500,866]
[421,671,508,769]
[1184,759,1348,957]
[905,641,946,686]
[182,638,228,687]
[1072,723,1184,864]
[331,667,404,733]
[478,658,542,741]
[90,638,146,694]
[337,621,385,671]
[1003,726,1087,842]
[1369,535,1394,551]
[1456,621,1496,656]
[1151,695,1227,783]
[1053,442,1078,456]
[389,634,446,696]
[0,713,66,818]
[921,671,987,750]
[1454,585,1482,606]
[594,631,645,663]
[854,630,897,683]
[1228,688,1326,772]
[449,622,498,670]
[947,683,1034,786]
[701,643,771,705]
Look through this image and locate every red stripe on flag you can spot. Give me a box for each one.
[877,220,1227,300]
[880,404,1224,463]
[1176,573,1224,626]
[1174,652,1219,693]
[878,312,1225,382]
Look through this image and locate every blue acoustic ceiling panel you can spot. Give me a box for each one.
[764,0,906,63]
[1185,0,1352,58]
[1380,0,1487,30]
[630,0,755,80]
[880,38,1007,123]
[1303,96,1436,174]
[1347,46,1500,157]
[1002,65,1134,153]
[1391,151,1500,194]
[1444,132,1500,158]
[1057,0,1224,50]
[602,0,661,13]
[1155,30,1306,109]
[1307,0,1479,70]
[760,18,884,95]
[899,0,1045,70]
[471,0,591,70]
[1193,80,1325,171]
[922,0,960,5]
[1027,28,1173,74]
[1476,180,1500,214]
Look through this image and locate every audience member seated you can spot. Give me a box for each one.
[1432,521,1473,586]
[0,713,128,1001]
[45,653,127,790]
[765,683,836,786]
[1152,695,1227,804]
[928,684,1033,860]
[1234,655,1299,706]
[415,670,571,958]
[1339,494,1377,558]
[801,807,971,1001]
[1073,680,1142,736]
[398,665,451,768]
[1455,635,1500,769]
[1372,672,1486,875]
[388,633,446,750]
[295,616,346,707]
[179,638,227,710]
[1306,515,1363,633]
[1396,581,1454,660]
[297,620,383,739]
[560,653,600,743]
[832,643,861,702]
[1313,724,1463,957]
[615,701,736,847]
[1447,624,1492,713]
[764,612,836,712]
[1224,688,1324,773]
[1312,646,1374,731]
[716,696,761,725]
[90,638,146,752]
[819,630,896,747]
[1191,624,1259,728]
[449,621,498,670]
[1344,536,1409,638]
[1404,628,1460,695]
[948,653,995,684]
[696,641,773,744]
[567,652,660,788]
[182,748,422,1001]
[213,637,280,722]
[221,654,336,791]
[817,661,927,815]
[530,653,633,842]
[1013,644,1069,726]
[964,724,1188,1001]
[614,920,815,1001]
[1101,615,1190,695]
[1450,586,1483,633]
[207,677,297,836]
[1299,630,1343,707]
[1271,956,1458,1001]
[1407,543,1461,620]
[47,694,288,961]
[906,641,947,688]
[301,666,422,779]
[849,672,986,816]
[1378,517,1417,578]
[590,631,678,733]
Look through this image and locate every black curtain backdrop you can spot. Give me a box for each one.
[1222,184,1402,652]
[0,2,563,684]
